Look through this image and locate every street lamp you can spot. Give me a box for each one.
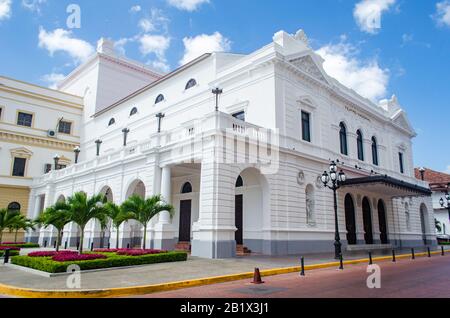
[440,184,450,222]
[419,167,426,181]
[212,87,223,112]
[73,146,81,164]
[53,154,60,170]
[122,128,130,147]
[95,140,102,157]
[321,160,347,260]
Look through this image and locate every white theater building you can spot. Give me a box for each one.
[24,30,436,259]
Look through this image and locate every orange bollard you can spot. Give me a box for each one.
[252,268,264,284]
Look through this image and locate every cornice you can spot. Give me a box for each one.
[0,130,79,151]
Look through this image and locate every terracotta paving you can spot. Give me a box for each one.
[137,255,450,298]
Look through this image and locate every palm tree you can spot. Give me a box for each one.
[104,202,134,249]
[0,209,20,244]
[36,202,71,252]
[122,195,174,249]
[9,215,35,243]
[436,219,442,233]
[67,192,107,253]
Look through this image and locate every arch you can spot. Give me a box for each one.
[181,182,193,194]
[371,136,379,166]
[185,78,197,90]
[420,203,429,245]
[130,107,138,116]
[362,197,373,244]
[305,184,315,225]
[7,202,21,212]
[108,118,116,126]
[125,179,146,199]
[357,130,364,161]
[344,194,357,245]
[234,167,269,253]
[99,186,114,203]
[377,199,388,244]
[155,94,165,104]
[339,122,348,156]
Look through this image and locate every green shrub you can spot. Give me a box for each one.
[11,251,188,273]
[0,250,19,257]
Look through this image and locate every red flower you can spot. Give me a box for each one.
[0,246,20,251]
[28,251,78,258]
[52,253,107,262]
[116,249,167,256]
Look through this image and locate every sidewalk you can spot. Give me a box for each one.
[0,246,441,291]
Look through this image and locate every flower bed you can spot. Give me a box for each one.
[116,249,166,256]
[11,251,188,273]
[0,250,19,257]
[0,243,40,248]
[0,246,20,251]
[28,251,78,258]
[52,253,107,262]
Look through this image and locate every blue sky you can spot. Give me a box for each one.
[0,0,449,173]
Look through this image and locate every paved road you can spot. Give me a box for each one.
[139,255,450,298]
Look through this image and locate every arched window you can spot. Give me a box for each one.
[371,137,379,166]
[181,182,193,194]
[185,79,197,90]
[130,107,138,116]
[7,202,21,212]
[357,130,364,161]
[339,122,348,155]
[235,176,243,188]
[305,185,315,226]
[108,118,116,126]
[155,94,165,104]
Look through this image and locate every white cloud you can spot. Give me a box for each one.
[139,34,171,72]
[139,18,154,33]
[38,27,94,63]
[0,0,12,21]
[129,5,141,13]
[180,32,231,65]
[353,0,396,34]
[41,73,66,89]
[316,40,389,102]
[434,1,450,27]
[22,0,47,13]
[446,165,450,174]
[149,60,170,72]
[138,8,170,33]
[167,0,209,12]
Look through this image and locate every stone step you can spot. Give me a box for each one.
[175,242,191,252]
[236,245,252,256]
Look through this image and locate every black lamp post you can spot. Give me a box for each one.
[440,184,450,222]
[95,140,102,157]
[156,113,165,133]
[74,146,81,164]
[419,167,426,181]
[321,160,347,260]
[122,128,130,147]
[53,154,60,170]
[212,87,223,112]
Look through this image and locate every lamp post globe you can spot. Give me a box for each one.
[53,154,60,170]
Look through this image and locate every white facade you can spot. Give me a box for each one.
[24,30,436,258]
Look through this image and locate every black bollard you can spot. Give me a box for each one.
[411,248,415,260]
[3,249,10,264]
[64,241,68,250]
[44,240,47,248]
[127,243,130,249]
[90,242,94,251]
[107,242,111,249]
[339,254,344,270]
[53,241,57,249]
[369,252,373,265]
[392,249,396,263]
[427,247,431,258]
[442,246,445,256]
[76,242,80,250]
[300,257,305,276]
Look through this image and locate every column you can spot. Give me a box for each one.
[191,160,237,259]
[39,184,57,247]
[153,166,177,250]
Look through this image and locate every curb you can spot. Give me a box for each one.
[0,250,444,298]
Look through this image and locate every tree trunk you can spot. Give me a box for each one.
[56,230,62,252]
[14,230,18,243]
[79,226,85,254]
[0,231,3,244]
[116,225,120,249]
[143,224,147,250]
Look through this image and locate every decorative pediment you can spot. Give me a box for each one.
[10,147,33,158]
[391,110,416,136]
[289,54,328,84]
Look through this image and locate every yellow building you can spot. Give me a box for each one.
[0,76,83,243]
